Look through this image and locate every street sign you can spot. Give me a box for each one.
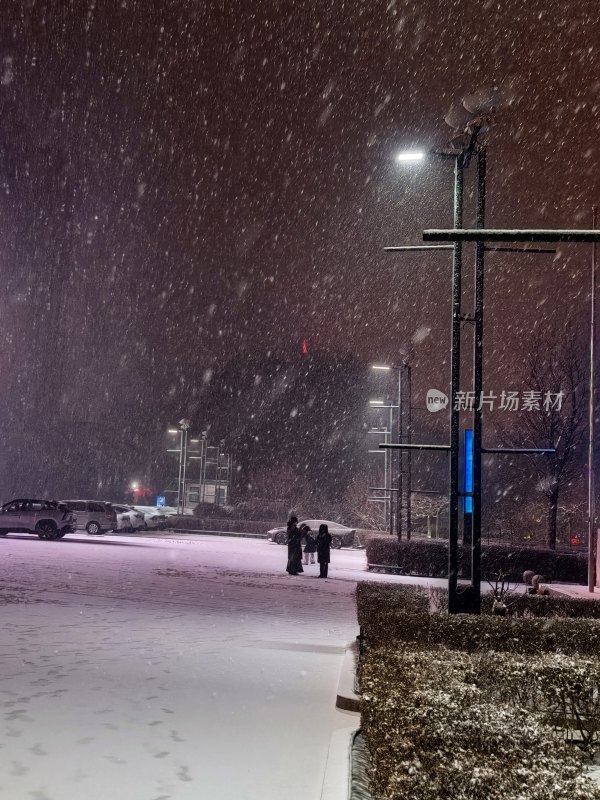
[156,496,166,507]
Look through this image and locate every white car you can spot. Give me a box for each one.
[266,519,355,549]
[132,506,171,530]
[111,504,146,532]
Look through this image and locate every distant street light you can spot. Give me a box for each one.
[168,421,190,514]
[371,359,412,537]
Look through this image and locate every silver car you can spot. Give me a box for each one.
[266,519,355,549]
[62,500,117,535]
[0,498,76,540]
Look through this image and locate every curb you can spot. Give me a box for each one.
[171,528,268,539]
[336,640,361,713]
[319,641,361,800]
[320,727,356,800]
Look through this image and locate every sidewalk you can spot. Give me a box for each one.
[548,582,600,600]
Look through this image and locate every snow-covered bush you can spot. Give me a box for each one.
[361,648,600,800]
[356,582,429,628]
[362,606,600,656]
[473,652,600,755]
[360,581,600,621]
[365,536,587,583]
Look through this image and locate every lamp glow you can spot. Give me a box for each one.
[396,151,425,162]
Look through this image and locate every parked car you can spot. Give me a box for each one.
[0,498,76,539]
[61,500,117,535]
[111,504,146,532]
[266,519,355,549]
[132,506,170,530]
[134,506,172,531]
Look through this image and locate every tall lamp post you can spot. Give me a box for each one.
[372,359,413,539]
[367,399,396,531]
[589,206,598,593]
[383,91,559,613]
[167,428,184,513]
[179,419,190,513]
[168,418,191,514]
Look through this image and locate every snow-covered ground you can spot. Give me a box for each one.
[4,532,589,800]
[0,533,393,800]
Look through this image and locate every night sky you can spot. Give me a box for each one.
[0,1,599,497]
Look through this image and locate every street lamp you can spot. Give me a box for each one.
[179,419,191,514]
[167,429,184,513]
[371,359,413,539]
[367,399,397,531]
[589,206,598,593]
[168,419,191,515]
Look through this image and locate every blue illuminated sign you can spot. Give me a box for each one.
[156,496,166,507]
[463,429,473,514]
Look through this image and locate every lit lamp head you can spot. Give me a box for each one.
[395,151,425,163]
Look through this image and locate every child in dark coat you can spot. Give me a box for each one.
[302,527,317,565]
[316,523,332,578]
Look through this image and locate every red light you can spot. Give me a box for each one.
[302,339,308,354]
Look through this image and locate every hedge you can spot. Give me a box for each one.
[167,516,269,535]
[363,608,600,656]
[356,581,600,621]
[356,582,429,628]
[366,534,587,583]
[361,646,599,800]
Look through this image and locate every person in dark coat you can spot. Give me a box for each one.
[302,526,317,566]
[286,516,303,575]
[316,523,332,578]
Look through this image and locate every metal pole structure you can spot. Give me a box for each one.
[589,205,598,593]
[176,430,183,515]
[471,146,486,614]
[181,428,188,514]
[424,229,600,243]
[396,367,403,539]
[406,362,412,540]
[216,444,223,506]
[448,154,464,613]
[390,404,394,535]
[201,440,209,504]
[198,438,205,500]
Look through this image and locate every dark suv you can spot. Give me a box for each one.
[0,499,76,539]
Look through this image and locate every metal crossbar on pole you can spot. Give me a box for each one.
[384,245,454,251]
[424,229,600,243]
[380,443,451,451]
[482,447,555,454]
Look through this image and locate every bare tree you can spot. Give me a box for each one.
[339,472,386,530]
[411,494,448,538]
[503,326,587,549]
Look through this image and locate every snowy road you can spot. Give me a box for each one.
[0,533,377,800]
